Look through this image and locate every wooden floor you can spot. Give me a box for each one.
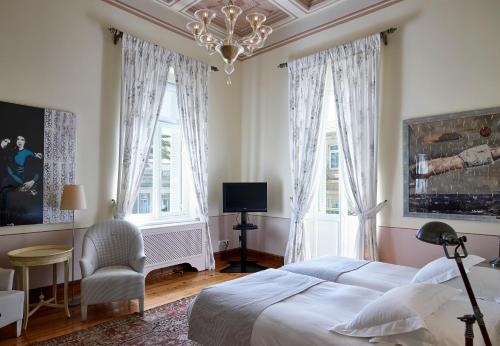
[0,254,282,346]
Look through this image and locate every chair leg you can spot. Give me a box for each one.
[139,297,144,314]
[81,305,88,321]
[16,320,22,337]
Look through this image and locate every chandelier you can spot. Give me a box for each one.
[186,0,272,85]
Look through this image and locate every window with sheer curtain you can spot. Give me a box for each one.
[305,69,357,259]
[130,70,197,225]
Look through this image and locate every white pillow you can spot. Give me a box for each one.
[411,255,485,284]
[330,283,460,337]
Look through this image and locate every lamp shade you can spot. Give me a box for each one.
[60,184,87,210]
[416,221,457,245]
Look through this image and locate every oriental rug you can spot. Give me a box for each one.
[36,296,198,346]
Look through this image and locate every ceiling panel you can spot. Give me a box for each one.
[104,0,401,59]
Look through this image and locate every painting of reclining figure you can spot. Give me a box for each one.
[404,107,500,221]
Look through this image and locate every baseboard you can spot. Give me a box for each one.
[214,248,284,267]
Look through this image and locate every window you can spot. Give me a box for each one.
[130,69,197,224]
[320,118,341,216]
[329,144,339,170]
[306,67,357,259]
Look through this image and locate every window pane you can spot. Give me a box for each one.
[160,126,172,214]
[132,145,153,215]
[137,192,151,214]
[325,130,339,215]
[159,83,179,124]
[161,192,170,212]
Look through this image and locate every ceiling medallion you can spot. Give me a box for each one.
[186,0,272,85]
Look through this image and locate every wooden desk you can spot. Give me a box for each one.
[8,245,73,330]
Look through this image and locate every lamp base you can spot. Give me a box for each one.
[489,257,500,268]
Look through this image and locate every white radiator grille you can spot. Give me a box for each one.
[144,227,203,266]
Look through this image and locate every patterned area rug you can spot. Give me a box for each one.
[36,296,199,346]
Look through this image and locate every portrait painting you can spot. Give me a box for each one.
[0,101,76,228]
[0,102,44,226]
[403,107,500,221]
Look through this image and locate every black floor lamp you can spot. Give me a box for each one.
[416,221,492,346]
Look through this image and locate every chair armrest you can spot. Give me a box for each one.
[0,268,14,290]
[128,232,146,274]
[130,254,146,274]
[79,257,97,278]
[80,235,99,278]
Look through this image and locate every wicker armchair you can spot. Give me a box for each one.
[79,220,145,321]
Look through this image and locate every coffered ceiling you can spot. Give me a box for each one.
[103,0,400,59]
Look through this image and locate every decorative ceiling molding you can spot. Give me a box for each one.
[290,0,336,13]
[241,0,402,60]
[102,0,401,60]
[156,0,181,7]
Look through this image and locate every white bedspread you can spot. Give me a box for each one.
[251,282,500,346]
[188,269,324,346]
[282,256,500,303]
[337,261,418,292]
[251,282,382,346]
[282,256,370,282]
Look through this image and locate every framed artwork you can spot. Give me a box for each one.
[0,101,76,227]
[403,106,500,222]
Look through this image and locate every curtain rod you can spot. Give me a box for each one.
[277,27,397,69]
[108,28,220,72]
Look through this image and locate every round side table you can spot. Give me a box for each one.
[8,244,73,331]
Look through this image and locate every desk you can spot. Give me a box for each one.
[8,245,73,330]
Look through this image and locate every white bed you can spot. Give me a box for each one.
[282,256,500,301]
[188,269,500,346]
[251,281,500,346]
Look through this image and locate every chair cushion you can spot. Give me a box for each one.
[81,265,144,306]
[0,290,24,328]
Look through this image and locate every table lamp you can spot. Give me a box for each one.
[416,221,491,346]
[60,184,87,306]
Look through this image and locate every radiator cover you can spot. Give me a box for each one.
[141,222,206,275]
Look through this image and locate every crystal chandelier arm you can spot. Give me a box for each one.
[194,9,216,31]
[221,3,242,44]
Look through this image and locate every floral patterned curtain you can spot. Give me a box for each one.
[329,34,385,261]
[174,54,215,270]
[114,33,173,220]
[285,52,328,264]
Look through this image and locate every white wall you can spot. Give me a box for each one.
[240,0,500,255]
[0,0,241,285]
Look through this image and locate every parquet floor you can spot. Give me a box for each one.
[0,255,281,346]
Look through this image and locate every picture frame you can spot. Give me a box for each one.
[0,101,76,228]
[403,106,500,222]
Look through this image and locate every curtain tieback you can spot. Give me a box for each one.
[357,200,388,220]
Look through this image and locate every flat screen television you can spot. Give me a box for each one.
[223,182,267,213]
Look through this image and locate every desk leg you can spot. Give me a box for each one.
[53,263,57,304]
[22,266,29,330]
[64,259,70,317]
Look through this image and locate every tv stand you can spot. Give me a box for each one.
[220,212,267,273]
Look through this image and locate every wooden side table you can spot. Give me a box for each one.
[8,245,73,330]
